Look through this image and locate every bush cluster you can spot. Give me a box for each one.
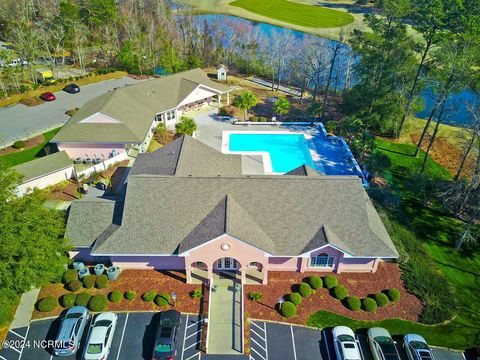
[95,274,109,289]
[324,275,338,289]
[279,301,296,318]
[249,292,262,302]
[346,296,361,311]
[108,290,123,303]
[362,298,378,313]
[307,276,323,290]
[249,116,268,122]
[333,285,348,300]
[143,290,157,302]
[154,293,171,307]
[88,295,108,311]
[95,67,117,75]
[374,293,390,307]
[190,288,202,299]
[82,275,97,289]
[59,293,77,308]
[75,292,92,307]
[124,291,137,301]
[386,288,400,302]
[66,280,82,292]
[287,292,302,306]
[62,269,78,284]
[36,297,57,312]
[298,282,312,297]
[12,141,26,149]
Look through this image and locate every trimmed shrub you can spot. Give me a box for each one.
[124,291,137,301]
[324,275,338,289]
[374,293,390,307]
[287,292,302,306]
[59,293,77,308]
[307,276,323,290]
[36,297,57,312]
[95,274,109,289]
[143,290,157,302]
[154,293,171,307]
[362,298,378,313]
[108,290,123,303]
[190,288,202,299]
[82,275,96,289]
[62,269,78,284]
[250,116,259,122]
[249,292,263,302]
[66,280,82,292]
[279,301,296,318]
[298,282,312,297]
[346,296,361,311]
[259,116,268,122]
[88,295,108,312]
[333,285,348,300]
[12,141,26,149]
[386,288,400,302]
[75,292,91,307]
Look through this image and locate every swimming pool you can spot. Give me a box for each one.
[227,132,315,173]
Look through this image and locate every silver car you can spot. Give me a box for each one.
[332,326,361,360]
[404,334,435,360]
[53,306,89,356]
[83,312,118,360]
[368,327,401,360]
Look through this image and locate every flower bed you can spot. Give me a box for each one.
[244,262,422,325]
[33,270,203,319]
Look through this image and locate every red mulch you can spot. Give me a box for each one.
[33,270,205,320]
[244,262,422,324]
[0,134,44,155]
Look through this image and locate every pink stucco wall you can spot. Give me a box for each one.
[186,235,268,270]
[110,256,185,270]
[56,143,127,159]
[338,257,379,273]
[268,257,300,271]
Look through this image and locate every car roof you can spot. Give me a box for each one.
[160,310,180,322]
[57,318,77,341]
[66,306,88,315]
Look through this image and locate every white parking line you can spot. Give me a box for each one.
[250,321,265,333]
[181,315,189,360]
[184,352,200,360]
[10,347,21,354]
[264,323,268,360]
[185,329,202,340]
[290,326,297,360]
[250,347,267,360]
[249,327,265,340]
[250,336,267,352]
[17,326,30,360]
[323,330,332,360]
[0,355,8,360]
[9,330,25,340]
[115,313,129,360]
[186,319,202,329]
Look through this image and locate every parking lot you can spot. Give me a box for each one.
[248,321,466,360]
[0,312,203,360]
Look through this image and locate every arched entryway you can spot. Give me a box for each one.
[246,262,265,285]
[214,257,242,281]
[190,261,208,284]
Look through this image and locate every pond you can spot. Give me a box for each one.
[190,14,478,127]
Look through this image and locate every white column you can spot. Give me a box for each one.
[262,269,268,285]
[240,268,246,284]
[186,265,192,284]
[217,95,222,108]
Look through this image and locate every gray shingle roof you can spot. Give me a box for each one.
[51,69,231,143]
[130,136,243,177]
[13,151,72,183]
[89,175,398,258]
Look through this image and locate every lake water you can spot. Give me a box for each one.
[191,14,478,127]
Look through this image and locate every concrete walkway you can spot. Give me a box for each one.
[207,276,243,355]
[10,287,40,329]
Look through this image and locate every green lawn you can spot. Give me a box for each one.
[308,139,480,349]
[230,0,355,28]
[0,128,61,167]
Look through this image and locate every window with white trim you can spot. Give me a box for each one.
[310,253,334,268]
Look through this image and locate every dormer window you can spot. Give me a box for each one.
[310,253,334,268]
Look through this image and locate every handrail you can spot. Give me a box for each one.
[205,278,213,354]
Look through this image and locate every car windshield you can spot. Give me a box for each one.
[155,344,172,353]
[375,336,394,345]
[87,343,103,354]
[65,313,82,319]
[339,335,355,342]
[411,341,429,350]
[160,319,178,326]
[344,343,356,349]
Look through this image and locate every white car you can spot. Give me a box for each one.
[83,312,118,360]
[368,327,400,360]
[404,334,435,360]
[332,326,361,360]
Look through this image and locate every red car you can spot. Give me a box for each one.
[39,92,56,101]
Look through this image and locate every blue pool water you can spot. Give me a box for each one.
[229,133,315,173]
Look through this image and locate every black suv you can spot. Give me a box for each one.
[63,83,80,94]
[152,310,181,360]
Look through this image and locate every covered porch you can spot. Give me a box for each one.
[188,260,266,285]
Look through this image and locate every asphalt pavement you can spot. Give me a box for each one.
[0,76,144,147]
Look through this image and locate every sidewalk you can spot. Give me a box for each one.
[10,288,40,329]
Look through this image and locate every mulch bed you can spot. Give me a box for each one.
[411,133,475,177]
[0,134,44,156]
[244,262,423,324]
[33,270,205,320]
[20,97,44,106]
